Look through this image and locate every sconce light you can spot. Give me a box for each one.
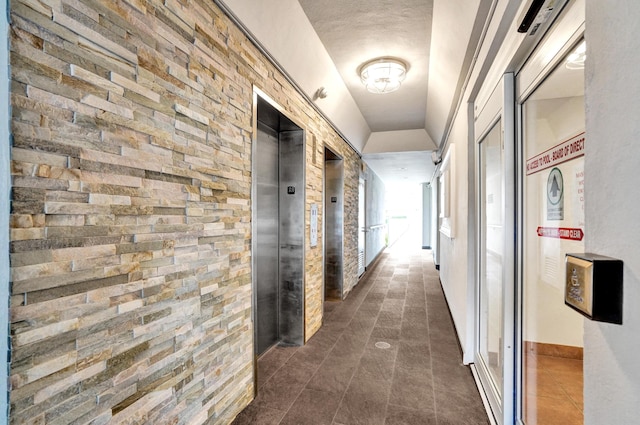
[314,87,328,100]
[359,58,408,94]
[315,87,329,99]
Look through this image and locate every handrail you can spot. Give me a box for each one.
[361,224,386,232]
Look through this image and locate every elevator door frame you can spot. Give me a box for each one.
[251,88,306,367]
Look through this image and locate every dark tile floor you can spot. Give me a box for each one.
[232,237,489,425]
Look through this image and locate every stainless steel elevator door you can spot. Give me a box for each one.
[256,123,279,355]
[324,153,344,300]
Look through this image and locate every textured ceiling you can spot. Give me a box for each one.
[222,1,566,187]
[221,0,481,186]
[362,151,434,186]
[298,0,433,132]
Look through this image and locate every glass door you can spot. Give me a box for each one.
[518,39,585,425]
[479,120,504,396]
[475,74,515,424]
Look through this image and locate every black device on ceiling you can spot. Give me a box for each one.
[518,0,546,33]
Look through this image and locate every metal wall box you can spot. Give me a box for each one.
[565,253,623,324]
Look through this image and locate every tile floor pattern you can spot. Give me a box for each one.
[231,239,489,425]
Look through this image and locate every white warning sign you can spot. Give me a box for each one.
[547,167,564,220]
[526,132,585,175]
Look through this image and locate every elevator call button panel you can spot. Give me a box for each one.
[565,253,623,324]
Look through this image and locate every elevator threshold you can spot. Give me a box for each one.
[258,340,299,359]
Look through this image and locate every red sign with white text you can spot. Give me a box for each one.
[536,227,584,241]
[526,132,585,175]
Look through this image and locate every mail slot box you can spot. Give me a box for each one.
[565,253,623,324]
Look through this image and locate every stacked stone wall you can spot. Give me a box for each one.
[8,0,359,423]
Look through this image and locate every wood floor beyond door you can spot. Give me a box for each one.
[524,343,583,425]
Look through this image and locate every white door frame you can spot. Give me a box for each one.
[514,1,585,421]
[473,73,516,425]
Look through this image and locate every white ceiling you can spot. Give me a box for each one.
[298,0,432,132]
[220,0,483,186]
[363,151,435,186]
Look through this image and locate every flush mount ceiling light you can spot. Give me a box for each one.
[359,58,408,94]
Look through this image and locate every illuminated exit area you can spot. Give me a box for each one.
[386,183,423,248]
[521,40,586,425]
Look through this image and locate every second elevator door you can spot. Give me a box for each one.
[256,122,279,355]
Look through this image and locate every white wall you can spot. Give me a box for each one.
[220,0,370,152]
[426,0,480,145]
[1,0,9,420]
[437,110,470,357]
[435,0,536,365]
[584,2,640,423]
[431,177,440,267]
[435,0,588,373]
[363,129,436,154]
[422,183,432,248]
[363,164,386,265]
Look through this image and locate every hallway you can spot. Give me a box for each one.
[232,236,489,424]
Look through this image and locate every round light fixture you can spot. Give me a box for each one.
[359,58,408,94]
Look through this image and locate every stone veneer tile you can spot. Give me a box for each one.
[8,0,360,423]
